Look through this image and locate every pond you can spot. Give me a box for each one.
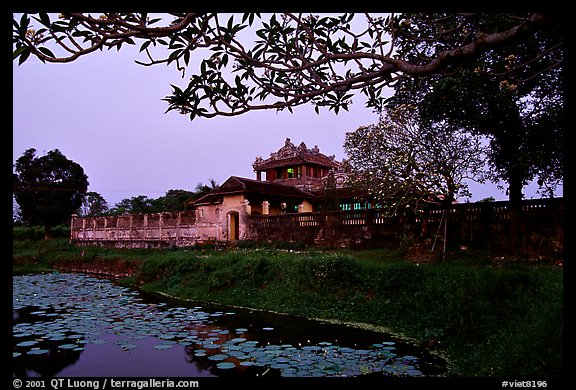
[13,273,448,378]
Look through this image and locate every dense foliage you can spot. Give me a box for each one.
[13,13,560,120]
[13,148,88,239]
[388,14,563,202]
[343,106,487,213]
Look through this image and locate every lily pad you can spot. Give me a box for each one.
[216,362,236,369]
[119,343,137,351]
[207,354,228,361]
[154,344,173,350]
[17,340,38,347]
[13,332,32,338]
[12,273,439,378]
[27,349,49,355]
[59,344,79,350]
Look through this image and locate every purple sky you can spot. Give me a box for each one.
[12,14,561,208]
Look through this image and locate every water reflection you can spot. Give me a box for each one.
[13,273,447,377]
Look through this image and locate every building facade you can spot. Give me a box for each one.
[71,139,351,247]
[191,139,345,242]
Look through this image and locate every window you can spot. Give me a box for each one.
[287,167,294,178]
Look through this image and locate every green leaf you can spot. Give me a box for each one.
[18,48,31,65]
[33,13,51,28]
[227,15,234,31]
[167,49,182,64]
[38,47,55,58]
[183,50,190,66]
[13,46,26,60]
[20,14,30,33]
[139,40,151,52]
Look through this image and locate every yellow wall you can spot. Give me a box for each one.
[299,200,314,213]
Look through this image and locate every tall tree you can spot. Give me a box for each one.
[153,189,197,212]
[13,13,560,120]
[387,13,563,253]
[79,191,109,217]
[193,179,220,197]
[108,195,155,215]
[414,71,563,202]
[343,106,487,214]
[13,148,89,239]
[388,13,563,200]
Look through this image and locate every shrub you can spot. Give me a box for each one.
[12,224,70,240]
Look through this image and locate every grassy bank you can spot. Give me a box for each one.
[12,238,563,377]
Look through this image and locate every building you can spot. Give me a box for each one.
[191,138,349,242]
[69,137,564,253]
[70,138,368,248]
[252,138,341,191]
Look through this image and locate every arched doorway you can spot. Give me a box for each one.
[228,211,239,241]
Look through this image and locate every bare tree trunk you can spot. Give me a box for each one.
[508,175,525,256]
[44,225,52,240]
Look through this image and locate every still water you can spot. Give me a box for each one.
[13,273,447,378]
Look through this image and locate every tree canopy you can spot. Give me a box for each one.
[13,148,89,239]
[79,191,109,217]
[13,13,561,120]
[344,106,487,214]
[387,13,563,203]
[106,181,218,215]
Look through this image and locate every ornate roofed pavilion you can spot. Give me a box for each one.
[252,138,340,191]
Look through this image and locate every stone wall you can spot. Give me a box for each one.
[70,198,563,257]
[70,211,205,248]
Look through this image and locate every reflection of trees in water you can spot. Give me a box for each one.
[12,342,82,378]
[13,277,448,378]
[182,322,278,377]
[13,307,83,377]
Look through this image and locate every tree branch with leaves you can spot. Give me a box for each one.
[13,12,559,120]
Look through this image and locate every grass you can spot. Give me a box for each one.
[12,238,563,377]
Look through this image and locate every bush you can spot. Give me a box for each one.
[13,226,44,240]
[12,224,70,240]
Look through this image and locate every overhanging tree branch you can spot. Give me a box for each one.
[13,13,561,119]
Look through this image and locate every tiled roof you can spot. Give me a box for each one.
[192,176,314,206]
[253,138,340,171]
[254,155,339,170]
[219,176,314,198]
[192,192,223,206]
